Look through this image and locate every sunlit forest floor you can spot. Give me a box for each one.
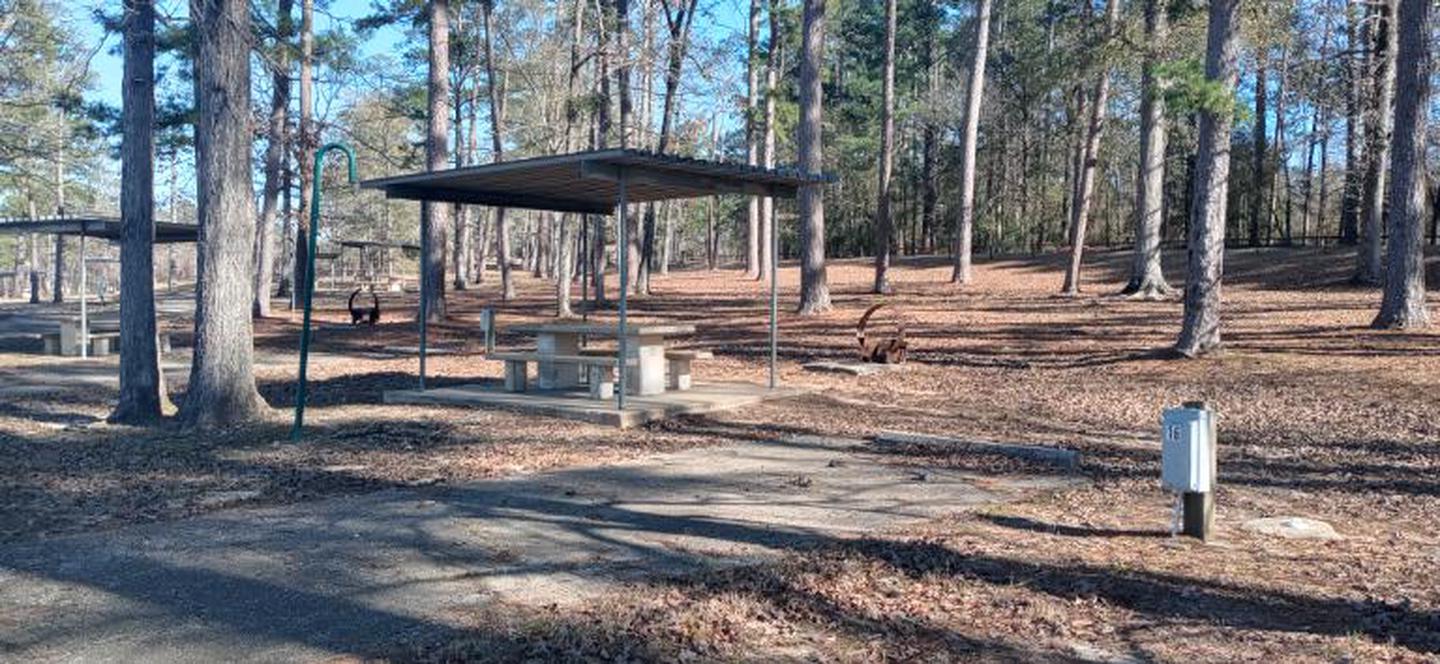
[2,246,1438,661]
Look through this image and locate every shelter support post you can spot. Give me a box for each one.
[418,233,429,390]
[769,188,779,389]
[616,169,628,410]
[79,228,87,359]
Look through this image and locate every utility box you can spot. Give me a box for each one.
[1161,406,1215,493]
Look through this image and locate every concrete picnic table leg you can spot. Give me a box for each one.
[625,334,667,396]
[537,331,581,389]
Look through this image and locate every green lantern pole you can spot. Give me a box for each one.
[291,142,357,440]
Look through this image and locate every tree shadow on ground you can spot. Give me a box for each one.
[831,537,1440,655]
[0,532,1106,663]
[977,513,1169,539]
[0,402,105,427]
[256,371,479,408]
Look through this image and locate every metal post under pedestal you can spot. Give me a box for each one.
[1182,491,1214,540]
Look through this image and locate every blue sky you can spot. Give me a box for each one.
[80,1,408,111]
[79,0,752,121]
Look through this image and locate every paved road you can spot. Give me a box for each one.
[0,436,1078,662]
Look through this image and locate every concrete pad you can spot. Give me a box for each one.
[383,381,807,428]
[1242,516,1343,541]
[0,435,1082,662]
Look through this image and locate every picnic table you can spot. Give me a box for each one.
[43,318,173,357]
[502,322,697,396]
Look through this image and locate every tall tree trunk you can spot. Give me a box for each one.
[872,0,897,293]
[1339,0,1364,245]
[1175,0,1241,357]
[1373,0,1431,328]
[613,5,632,144]
[452,10,470,291]
[637,0,657,295]
[1301,107,1320,243]
[255,0,292,319]
[27,229,39,302]
[27,193,40,302]
[758,0,779,283]
[1354,0,1394,286]
[1431,180,1439,246]
[556,0,584,317]
[1272,47,1289,244]
[795,0,831,314]
[276,144,292,299]
[292,0,314,310]
[660,202,673,274]
[744,0,761,278]
[1061,86,1086,245]
[1248,53,1267,247]
[476,210,492,285]
[556,212,573,316]
[170,152,183,292]
[951,0,992,284]
[707,116,719,269]
[590,1,611,305]
[1123,0,1171,298]
[180,0,267,427]
[615,0,639,295]
[1299,2,1332,247]
[422,0,452,319]
[639,0,699,291]
[112,0,169,425]
[921,7,939,255]
[468,52,484,284]
[1318,117,1331,233]
[52,139,65,303]
[1061,0,1118,295]
[540,215,551,277]
[481,0,513,301]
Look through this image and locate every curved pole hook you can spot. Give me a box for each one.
[292,143,358,440]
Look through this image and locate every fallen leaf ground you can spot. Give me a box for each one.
[2,246,1438,662]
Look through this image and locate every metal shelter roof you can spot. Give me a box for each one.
[0,216,200,244]
[360,149,832,215]
[355,148,824,412]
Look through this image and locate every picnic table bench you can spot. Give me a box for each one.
[578,347,712,390]
[497,322,703,398]
[489,352,636,399]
